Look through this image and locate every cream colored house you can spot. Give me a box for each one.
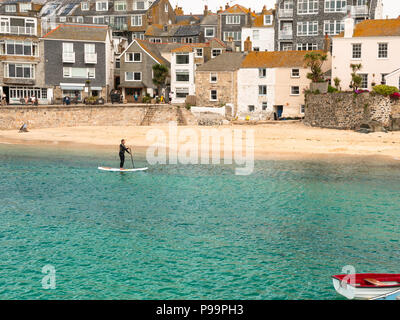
[237,50,331,119]
[332,18,400,91]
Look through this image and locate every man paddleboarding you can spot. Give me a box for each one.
[119,139,131,169]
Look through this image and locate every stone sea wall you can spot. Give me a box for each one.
[304,92,399,131]
[0,105,197,130]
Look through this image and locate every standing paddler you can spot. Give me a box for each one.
[119,139,131,169]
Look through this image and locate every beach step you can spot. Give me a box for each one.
[141,106,157,126]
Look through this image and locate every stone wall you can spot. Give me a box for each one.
[304,92,397,131]
[0,104,196,130]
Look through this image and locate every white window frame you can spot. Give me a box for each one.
[81,2,89,11]
[259,68,267,78]
[323,20,345,36]
[297,21,318,36]
[114,1,127,11]
[291,69,300,78]
[259,85,267,96]
[212,49,222,58]
[131,15,143,27]
[5,5,17,13]
[5,63,35,79]
[226,15,241,25]
[210,89,218,101]
[378,43,388,59]
[291,86,300,96]
[195,48,203,58]
[297,0,319,15]
[352,43,362,59]
[125,71,142,81]
[19,3,32,13]
[297,43,318,51]
[264,15,272,25]
[210,73,217,83]
[125,52,142,62]
[205,27,215,38]
[360,73,368,89]
[96,1,108,11]
[324,0,347,13]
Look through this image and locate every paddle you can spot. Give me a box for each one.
[129,147,135,169]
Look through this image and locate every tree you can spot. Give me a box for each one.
[333,77,341,91]
[304,52,328,83]
[152,64,169,98]
[349,64,362,91]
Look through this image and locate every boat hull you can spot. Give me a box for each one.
[333,278,400,300]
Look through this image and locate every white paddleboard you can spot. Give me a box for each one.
[98,167,148,172]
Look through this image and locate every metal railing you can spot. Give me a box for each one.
[63,52,75,63]
[85,53,97,64]
[279,9,294,18]
[279,30,293,40]
[0,26,36,35]
[350,5,368,16]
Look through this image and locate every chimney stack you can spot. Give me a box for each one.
[244,36,252,53]
[323,33,331,53]
[344,16,354,38]
[204,5,208,16]
[225,3,230,10]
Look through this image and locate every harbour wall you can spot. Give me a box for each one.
[0,104,197,130]
[304,93,400,131]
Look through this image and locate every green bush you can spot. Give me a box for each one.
[328,85,338,93]
[372,85,399,96]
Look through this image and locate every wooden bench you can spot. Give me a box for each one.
[364,278,385,286]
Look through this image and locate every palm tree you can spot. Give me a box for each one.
[304,52,328,83]
[152,64,169,99]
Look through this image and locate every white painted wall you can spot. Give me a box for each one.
[237,67,275,120]
[332,36,400,91]
[241,27,275,52]
[385,69,400,89]
[171,52,196,103]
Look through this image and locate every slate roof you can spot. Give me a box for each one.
[42,23,109,41]
[200,14,218,26]
[196,52,246,72]
[174,25,201,37]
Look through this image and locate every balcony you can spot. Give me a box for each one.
[350,5,369,16]
[279,9,293,18]
[85,53,97,64]
[111,24,128,31]
[63,52,75,63]
[279,30,293,40]
[0,25,36,36]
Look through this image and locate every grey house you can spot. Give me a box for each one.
[217,4,255,51]
[42,23,114,103]
[274,0,383,51]
[118,39,170,102]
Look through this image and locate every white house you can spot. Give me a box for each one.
[241,6,274,52]
[332,18,400,91]
[237,50,331,120]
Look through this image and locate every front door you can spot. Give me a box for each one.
[125,88,142,103]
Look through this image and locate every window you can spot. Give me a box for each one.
[93,16,105,24]
[149,38,161,43]
[264,15,272,25]
[262,102,268,111]
[96,1,108,11]
[298,0,319,14]
[131,15,143,26]
[360,74,368,89]
[176,54,189,65]
[63,67,95,78]
[205,28,215,37]
[115,1,126,11]
[381,74,388,85]
[76,17,84,23]
[195,48,203,57]
[126,52,142,62]
[254,47,260,52]
[212,49,222,58]
[259,68,267,78]
[125,72,141,81]
[9,87,47,100]
[5,63,34,79]
[248,105,255,112]
[0,40,38,56]
[165,3,168,12]
[176,70,189,82]
[226,16,241,24]
[297,21,318,36]
[378,43,388,59]
[115,58,120,69]
[62,42,74,53]
[210,73,217,83]
[352,43,362,59]
[324,20,345,35]
[85,43,95,54]
[176,88,189,99]
[223,32,241,41]
[259,85,267,96]
[136,1,145,9]
[300,105,305,114]
[59,17,67,22]
[19,3,32,12]
[81,2,89,10]
[281,43,293,51]
[324,0,347,12]
[5,5,16,12]
[291,69,300,77]
[291,86,300,95]
[253,30,260,40]
[297,43,318,50]
[210,90,218,101]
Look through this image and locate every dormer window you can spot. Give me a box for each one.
[136,1,145,10]
[264,15,272,25]
[5,5,16,13]
[115,1,126,11]
[96,1,108,12]
[19,3,32,13]
[81,2,89,11]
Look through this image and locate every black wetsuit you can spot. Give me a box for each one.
[119,144,130,168]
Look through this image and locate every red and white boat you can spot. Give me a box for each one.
[332,274,400,300]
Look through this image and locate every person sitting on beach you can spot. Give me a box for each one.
[119,139,131,169]
[19,123,28,133]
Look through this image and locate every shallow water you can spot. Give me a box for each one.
[0,144,399,300]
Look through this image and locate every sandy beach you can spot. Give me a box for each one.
[0,122,400,161]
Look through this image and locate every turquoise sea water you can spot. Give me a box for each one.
[0,144,400,300]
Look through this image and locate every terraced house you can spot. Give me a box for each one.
[274,0,383,51]
[0,0,51,104]
[40,0,176,42]
[42,24,114,103]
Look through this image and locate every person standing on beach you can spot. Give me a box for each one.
[1,92,7,106]
[119,139,131,169]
